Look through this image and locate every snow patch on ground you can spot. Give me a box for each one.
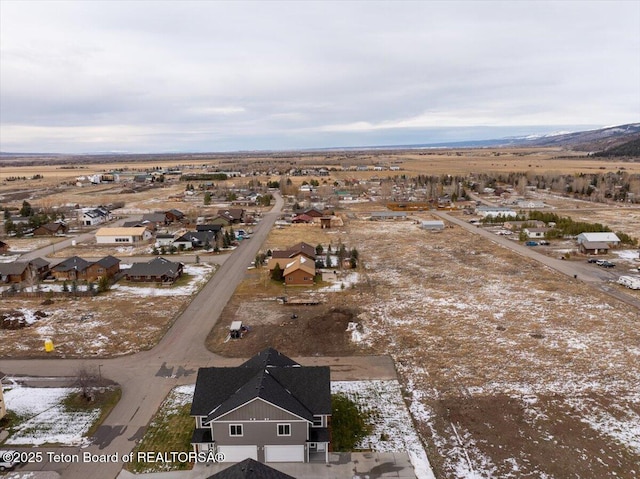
[3,386,99,446]
[319,272,360,292]
[331,380,435,479]
[111,263,214,296]
[613,249,639,261]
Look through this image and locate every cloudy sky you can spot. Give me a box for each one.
[1,1,638,153]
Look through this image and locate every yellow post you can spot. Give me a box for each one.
[44,339,54,352]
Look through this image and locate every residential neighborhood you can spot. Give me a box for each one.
[2,140,640,479]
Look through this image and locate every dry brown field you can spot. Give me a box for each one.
[208,211,640,479]
[2,150,640,478]
[0,264,216,358]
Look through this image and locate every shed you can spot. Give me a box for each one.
[421,220,445,231]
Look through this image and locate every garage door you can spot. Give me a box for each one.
[217,445,258,462]
[264,445,305,462]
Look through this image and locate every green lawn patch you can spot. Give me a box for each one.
[62,387,122,438]
[331,393,374,451]
[127,385,194,473]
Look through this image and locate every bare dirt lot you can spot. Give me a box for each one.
[210,213,640,478]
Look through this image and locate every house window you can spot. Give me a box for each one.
[277,424,291,436]
[229,424,243,437]
[312,416,323,427]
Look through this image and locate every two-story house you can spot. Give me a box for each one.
[190,348,331,464]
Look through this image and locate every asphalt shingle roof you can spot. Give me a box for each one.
[191,349,330,422]
[207,458,297,479]
[53,256,91,272]
[126,257,183,277]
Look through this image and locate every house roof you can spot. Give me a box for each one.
[52,256,91,272]
[175,231,215,243]
[240,347,300,369]
[207,458,297,479]
[206,369,315,423]
[93,255,121,269]
[0,261,30,275]
[292,214,313,222]
[577,232,620,243]
[142,213,167,223]
[196,224,223,232]
[29,257,50,269]
[288,242,316,260]
[83,208,109,218]
[95,227,148,237]
[283,256,315,277]
[166,209,184,218]
[217,208,245,219]
[126,257,183,277]
[122,221,146,228]
[37,222,66,232]
[191,349,330,421]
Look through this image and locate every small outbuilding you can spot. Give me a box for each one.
[421,220,445,231]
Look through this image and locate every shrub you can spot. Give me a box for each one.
[331,393,372,451]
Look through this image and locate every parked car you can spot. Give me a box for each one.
[539,240,550,245]
[525,241,539,246]
[587,258,599,263]
[0,451,20,472]
[597,260,616,268]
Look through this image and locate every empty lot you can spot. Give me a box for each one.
[210,213,640,478]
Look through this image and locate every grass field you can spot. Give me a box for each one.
[209,210,640,478]
[127,385,195,473]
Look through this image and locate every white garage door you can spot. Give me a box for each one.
[217,445,258,462]
[264,445,305,462]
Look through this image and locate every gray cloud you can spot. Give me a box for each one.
[1,0,638,153]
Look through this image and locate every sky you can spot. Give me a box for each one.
[1,0,639,153]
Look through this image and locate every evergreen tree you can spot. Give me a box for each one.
[271,263,284,281]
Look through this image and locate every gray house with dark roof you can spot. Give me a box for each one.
[174,231,216,250]
[191,348,331,464]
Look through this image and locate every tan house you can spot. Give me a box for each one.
[84,256,121,281]
[283,256,316,285]
[0,258,50,284]
[51,255,119,282]
[95,227,152,244]
[268,242,317,271]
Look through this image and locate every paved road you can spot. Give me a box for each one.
[434,210,640,310]
[3,192,398,479]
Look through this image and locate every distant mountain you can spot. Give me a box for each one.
[593,137,640,157]
[516,123,640,152]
